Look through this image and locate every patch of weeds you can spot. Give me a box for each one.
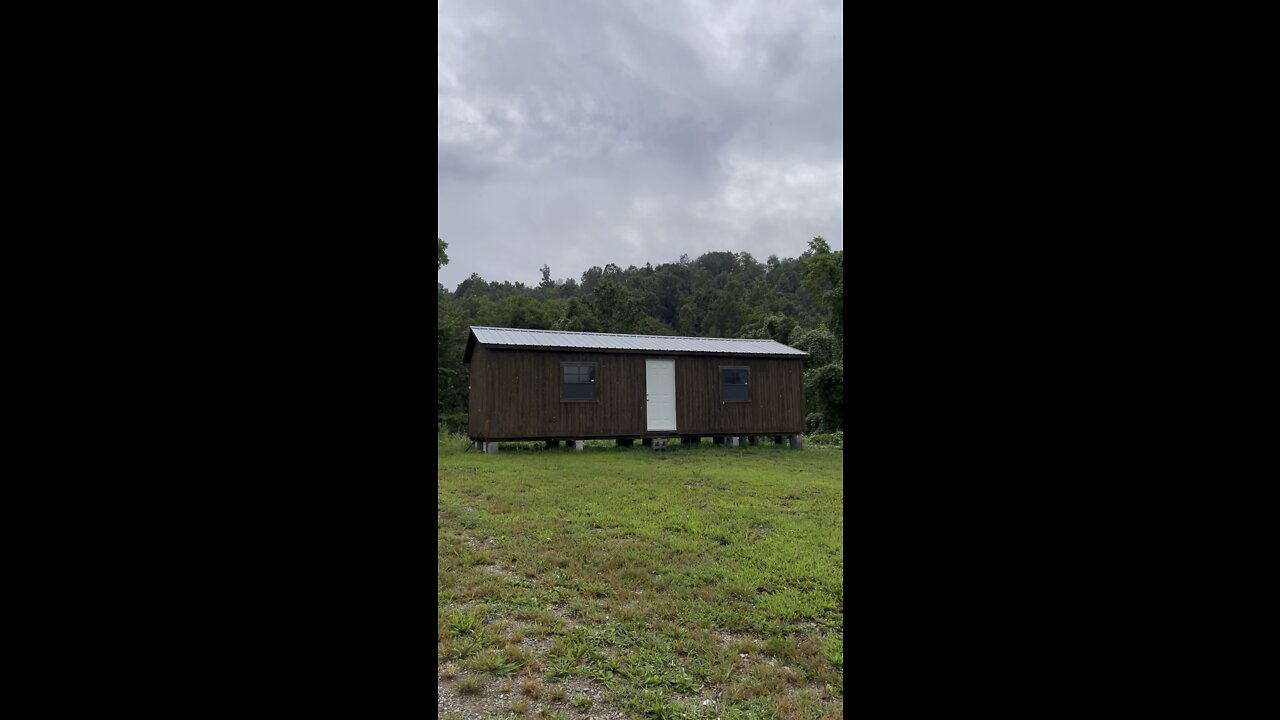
[629,667,665,688]
[455,675,485,695]
[668,669,701,694]
[545,686,567,703]
[615,604,644,622]
[773,690,825,720]
[467,651,521,677]
[512,607,549,622]
[624,688,683,720]
[724,678,762,703]
[820,634,843,669]
[545,656,579,681]
[509,697,530,714]
[448,609,484,636]
[440,635,485,661]
[750,664,790,697]
[563,599,597,619]
[520,678,542,698]
[766,635,792,659]
[504,643,539,672]
[724,664,792,704]
[572,694,592,709]
[709,655,736,684]
[581,581,609,598]
[440,662,460,679]
[548,635,603,666]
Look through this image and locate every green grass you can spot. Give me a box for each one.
[438,435,843,720]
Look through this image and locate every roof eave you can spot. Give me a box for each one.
[470,343,808,359]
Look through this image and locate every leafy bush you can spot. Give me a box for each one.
[806,431,843,447]
[805,362,843,431]
[790,327,838,367]
[439,412,469,434]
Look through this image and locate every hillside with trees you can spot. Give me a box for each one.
[438,237,843,435]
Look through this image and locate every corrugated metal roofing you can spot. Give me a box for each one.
[468,326,808,357]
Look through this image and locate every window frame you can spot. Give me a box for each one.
[719,365,751,403]
[560,361,600,403]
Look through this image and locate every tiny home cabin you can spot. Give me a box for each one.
[463,326,808,449]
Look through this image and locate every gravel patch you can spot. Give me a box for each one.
[438,673,625,720]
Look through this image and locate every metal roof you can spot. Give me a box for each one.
[465,326,808,362]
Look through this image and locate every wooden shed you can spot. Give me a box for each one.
[463,326,809,450]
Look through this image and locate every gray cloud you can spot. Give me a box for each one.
[438,0,843,290]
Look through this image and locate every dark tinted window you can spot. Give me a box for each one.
[721,367,749,402]
[562,364,597,401]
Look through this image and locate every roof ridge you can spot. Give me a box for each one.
[469,325,778,342]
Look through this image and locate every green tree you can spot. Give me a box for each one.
[438,238,449,271]
[805,362,843,432]
[790,327,838,367]
[585,279,645,334]
[800,237,843,343]
[552,297,599,332]
[701,280,748,336]
[791,326,842,432]
[479,295,557,329]
[580,266,604,293]
[739,314,795,344]
[437,292,470,423]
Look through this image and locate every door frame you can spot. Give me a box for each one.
[644,357,678,432]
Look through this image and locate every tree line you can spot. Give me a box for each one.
[438,237,843,434]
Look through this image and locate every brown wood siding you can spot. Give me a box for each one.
[674,356,805,436]
[468,348,804,440]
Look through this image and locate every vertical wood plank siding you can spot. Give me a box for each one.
[674,356,805,436]
[468,347,804,440]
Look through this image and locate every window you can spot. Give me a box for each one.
[561,363,598,402]
[720,366,749,402]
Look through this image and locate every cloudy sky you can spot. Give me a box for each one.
[438,0,843,291]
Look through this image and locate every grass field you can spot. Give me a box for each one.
[437,435,844,720]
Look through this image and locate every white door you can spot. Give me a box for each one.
[645,359,677,432]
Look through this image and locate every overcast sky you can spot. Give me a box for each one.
[438,0,843,291]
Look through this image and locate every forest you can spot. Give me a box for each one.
[438,237,843,437]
